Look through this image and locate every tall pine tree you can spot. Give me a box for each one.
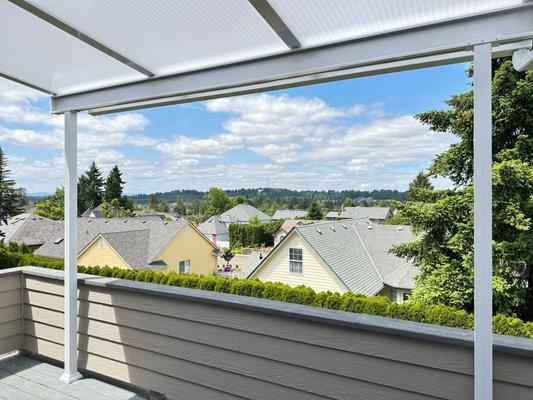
[0,147,25,240]
[394,59,533,318]
[78,162,104,215]
[105,165,125,203]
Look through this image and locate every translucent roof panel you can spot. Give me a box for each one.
[0,0,143,94]
[28,0,288,77]
[268,0,524,47]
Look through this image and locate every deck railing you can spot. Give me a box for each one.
[1,266,533,399]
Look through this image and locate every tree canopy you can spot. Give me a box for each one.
[203,187,232,216]
[394,59,533,318]
[78,161,104,215]
[307,200,324,220]
[105,165,125,202]
[34,187,64,220]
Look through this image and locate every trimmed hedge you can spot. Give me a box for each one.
[229,219,284,248]
[1,248,532,338]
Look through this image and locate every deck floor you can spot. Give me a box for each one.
[0,355,147,400]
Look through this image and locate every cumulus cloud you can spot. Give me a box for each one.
[0,77,456,193]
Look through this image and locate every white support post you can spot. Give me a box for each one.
[473,42,492,400]
[60,111,82,384]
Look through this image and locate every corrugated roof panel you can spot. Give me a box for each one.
[269,0,523,47]
[28,0,288,77]
[0,0,143,94]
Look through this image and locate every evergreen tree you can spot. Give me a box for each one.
[394,59,533,318]
[78,161,104,215]
[307,201,324,220]
[408,172,434,201]
[105,165,125,202]
[147,195,159,211]
[0,147,25,239]
[203,187,231,216]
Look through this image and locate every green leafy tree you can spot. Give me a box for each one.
[342,198,357,208]
[0,147,25,239]
[203,187,231,216]
[104,165,125,202]
[157,200,170,213]
[307,201,324,220]
[78,162,104,215]
[172,198,187,216]
[394,59,533,318]
[34,187,64,220]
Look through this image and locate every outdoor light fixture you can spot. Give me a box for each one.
[512,48,533,71]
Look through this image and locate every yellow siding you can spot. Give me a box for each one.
[253,234,345,294]
[157,224,217,276]
[78,237,130,269]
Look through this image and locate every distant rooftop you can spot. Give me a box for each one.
[218,204,272,224]
[272,209,308,220]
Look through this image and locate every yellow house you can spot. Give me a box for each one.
[248,219,418,303]
[36,217,217,275]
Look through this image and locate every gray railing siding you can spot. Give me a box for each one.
[0,267,532,399]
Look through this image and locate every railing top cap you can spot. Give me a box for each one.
[7,266,533,357]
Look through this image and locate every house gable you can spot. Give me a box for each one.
[78,236,131,269]
[251,232,346,294]
[155,222,217,275]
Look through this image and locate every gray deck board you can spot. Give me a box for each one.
[0,355,147,400]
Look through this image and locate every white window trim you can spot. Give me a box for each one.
[289,248,303,275]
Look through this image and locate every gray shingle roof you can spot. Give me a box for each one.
[339,207,393,220]
[0,213,62,246]
[100,229,150,268]
[250,219,417,295]
[198,216,229,235]
[272,209,308,220]
[218,204,272,224]
[382,262,418,290]
[35,217,192,268]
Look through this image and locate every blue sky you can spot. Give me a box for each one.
[0,62,470,195]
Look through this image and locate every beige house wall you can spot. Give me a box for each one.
[78,237,130,269]
[252,233,346,294]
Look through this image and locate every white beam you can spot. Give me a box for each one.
[59,111,82,384]
[473,42,493,400]
[51,4,533,113]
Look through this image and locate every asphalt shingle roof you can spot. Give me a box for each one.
[198,216,229,235]
[100,229,150,268]
[339,207,392,220]
[252,219,417,295]
[35,217,189,268]
[218,204,272,224]
[272,209,308,220]
[0,213,62,246]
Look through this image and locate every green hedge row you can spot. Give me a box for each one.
[229,219,283,248]
[1,248,532,338]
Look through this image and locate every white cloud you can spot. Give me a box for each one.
[0,79,456,193]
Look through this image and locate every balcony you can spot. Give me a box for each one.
[1,266,532,399]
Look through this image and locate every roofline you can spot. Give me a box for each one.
[248,227,351,293]
[152,220,217,263]
[77,234,133,269]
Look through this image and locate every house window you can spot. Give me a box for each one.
[403,292,411,302]
[389,288,397,302]
[289,248,303,274]
[179,259,191,274]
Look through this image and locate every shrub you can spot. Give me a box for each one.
[3,249,533,339]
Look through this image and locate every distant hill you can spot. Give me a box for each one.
[128,188,408,207]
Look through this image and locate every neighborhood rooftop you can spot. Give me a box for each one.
[251,219,418,295]
[197,216,229,235]
[217,203,272,224]
[34,217,189,268]
[272,209,307,219]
